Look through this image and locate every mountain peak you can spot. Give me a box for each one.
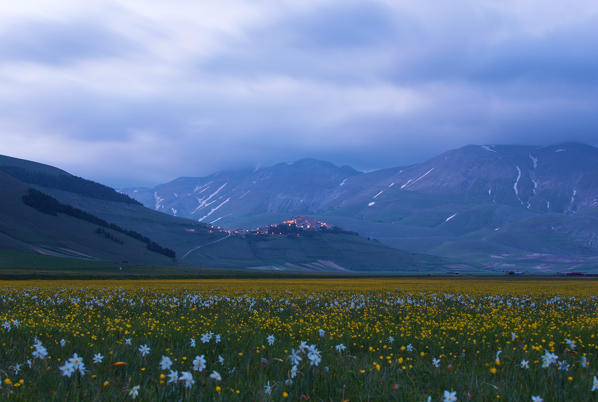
[284,158,336,168]
[287,158,360,174]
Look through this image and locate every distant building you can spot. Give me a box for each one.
[281,216,329,230]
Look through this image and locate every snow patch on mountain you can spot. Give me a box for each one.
[568,189,577,212]
[529,153,538,169]
[194,184,209,194]
[401,168,434,189]
[154,192,164,210]
[513,166,524,206]
[198,197,230,222]
[192,198,218,215]
[481,145,497,153]
[445,213,457,222]
[191,183,228,215]
[210,216,224,224]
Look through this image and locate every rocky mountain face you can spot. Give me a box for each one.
[124,143,598,272]
[126,143,598,224]
[124,159,361,226]
[352,143,598,212]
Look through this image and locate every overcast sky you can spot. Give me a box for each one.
[1,0,598,187]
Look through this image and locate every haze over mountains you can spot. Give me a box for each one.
[123,143,598,273]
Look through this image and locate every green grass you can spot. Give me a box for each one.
[0,250,121,271]
[184,232,450,272]
[0,250,284,279]
[0,250,444,280]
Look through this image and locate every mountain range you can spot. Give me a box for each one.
[0,154,445,273]
[2,142,597,274]
[123,142,598,273]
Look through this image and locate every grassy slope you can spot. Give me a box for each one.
[184,231,456,272]
[0,250,242,278]
[0,154,68,175]
[0,154,219,258]
[0,172,173,265]
[33,187,221,257]
[0,250,456,279]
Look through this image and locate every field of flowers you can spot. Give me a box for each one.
[0,278,597,401]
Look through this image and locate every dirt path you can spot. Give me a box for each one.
[181,233,231,259]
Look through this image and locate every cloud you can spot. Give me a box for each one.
[0,0,597,186]
[0,21,135,65]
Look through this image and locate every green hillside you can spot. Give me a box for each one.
[0,155,139,204]
[0,172,174,265]
[183,230,459,273]
[0,154,226,258]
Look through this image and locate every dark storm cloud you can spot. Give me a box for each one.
[198,2,404,83]
[386,20,598,85]
[1,1,597,187]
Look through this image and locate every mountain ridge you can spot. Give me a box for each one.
[124,142,598,223]
[122,142,598,273]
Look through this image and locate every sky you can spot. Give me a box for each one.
[1,0,598,187]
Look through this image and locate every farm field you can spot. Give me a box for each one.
[0,279,597,401]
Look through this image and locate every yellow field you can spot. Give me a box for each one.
[0,278,597,400]
[2,277,598,295]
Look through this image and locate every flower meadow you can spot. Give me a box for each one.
[0,279,597,401]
